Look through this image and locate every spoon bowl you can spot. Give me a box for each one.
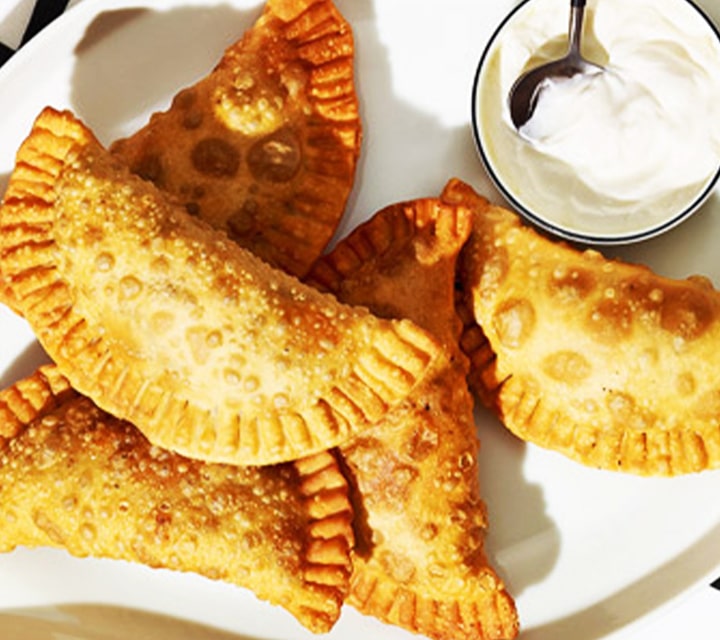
[508,0,602,129]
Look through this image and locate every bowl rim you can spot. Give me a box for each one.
[470,0,720,246]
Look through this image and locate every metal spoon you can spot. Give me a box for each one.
[508,0,603,129]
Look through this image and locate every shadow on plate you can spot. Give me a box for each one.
[0,339,51,391]
[475,404,560,597]
[69,3,264,143]
[522,520,720,640]
[0,604,263,640]
[331,0,502,235]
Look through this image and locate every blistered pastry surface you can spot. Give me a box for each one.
[0,366,354,633]
[111,0,361,278]
[307,196,519,640]
[0,108,440,466]
[446,178,720,475]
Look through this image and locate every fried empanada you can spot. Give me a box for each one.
[110,0,361,278]
[0,107,441,466]
[0,365,353,634]
[307,198,519,640]
[445,177,720,475]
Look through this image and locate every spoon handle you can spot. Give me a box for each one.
[568,0,587,58]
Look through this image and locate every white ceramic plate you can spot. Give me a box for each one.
[0,1,719,639]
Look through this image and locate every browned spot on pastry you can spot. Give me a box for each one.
[184,202,200,216]
[247,127,301,183]
[542,350,591,384]
[179,184,206,217]
[493,298,535,348]
[227,200,260,240]
[587,296,633,341]
[660,286,715,341]
[172,89,203,129]
[182,112,203,130]
[191,137,240,177]
[172,87,196,110]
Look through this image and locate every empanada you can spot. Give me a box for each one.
[307,197,519,640]
[0,366,354,633]
[111,0,361,278]
[0,107,441,466]
[445,178,720,475]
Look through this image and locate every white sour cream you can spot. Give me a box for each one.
[475,0,720,240]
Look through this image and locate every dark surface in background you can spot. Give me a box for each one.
[0,42,12,65]
[0,0,70,64]
[21,0,71,45]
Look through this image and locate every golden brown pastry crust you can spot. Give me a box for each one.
[309,198,470,351]
[307,197,519,640]
[445,177,720,476]
[0,365,354,633]
[111,0,361,278]
[0,107,441,466]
